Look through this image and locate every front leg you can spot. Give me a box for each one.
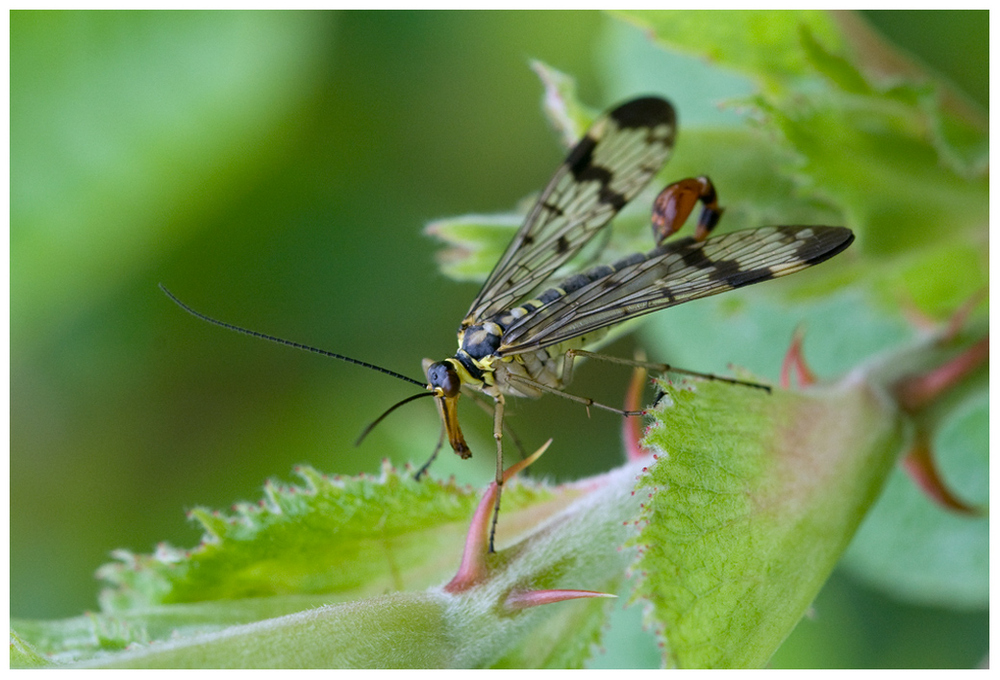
[489,393,505,553]
[414,427,445,481]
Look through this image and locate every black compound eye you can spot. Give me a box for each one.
[427,362,461,397]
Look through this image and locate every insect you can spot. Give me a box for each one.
[163,96,854,552]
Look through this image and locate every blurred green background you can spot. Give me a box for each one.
[10,10,987,667]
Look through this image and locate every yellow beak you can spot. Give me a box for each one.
[435,394,471,459]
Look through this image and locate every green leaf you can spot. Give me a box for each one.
[614,10,845,90]
[9,630,50,668]
[424,213,523,283]
[97,463,555,610]
[632,377,905,668]
[529,60,597,148]
[77,593,460,669]
[757,91,987,256]
[640,282,987,613]
[14,457,647,668]
[632,310,986,668]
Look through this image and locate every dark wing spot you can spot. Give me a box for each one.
[541,201,564,217]
[801,228,855,264]
[570,156,628,211]
[565,135,597,178]
[711,258,741,280]
[610,97,676,130]
[679,245,711,269]
[598,185,627,211]
[572,160,612,185]
[570,161,627,210]
[726,266,775,287]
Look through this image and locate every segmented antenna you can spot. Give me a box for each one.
[159,284,426,388]
[354,391,436,447]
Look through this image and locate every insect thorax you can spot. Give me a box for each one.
[449,321,502,392]
[450,312,612,399]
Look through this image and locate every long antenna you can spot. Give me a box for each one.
[159,284,426,388]
[354,391,436,446]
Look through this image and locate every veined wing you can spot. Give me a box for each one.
[497,225,854,355]
[463,97,676,326]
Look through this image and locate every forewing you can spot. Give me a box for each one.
[463,97,676,325]
[497,226,854,354]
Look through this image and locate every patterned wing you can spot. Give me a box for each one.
[463,97,676,325]
[497,225,854,355]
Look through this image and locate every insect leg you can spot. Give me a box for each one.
[651,176,723,244]
[505,373,645,417]
[414,426,446,481]
[489,393,506,553]
[565,349,772,392]
[465,389,529,462]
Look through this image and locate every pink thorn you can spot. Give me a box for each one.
[899,289,987,339]
[940,290,987,343]
[444,440,552,594]
[505,588,616,611]
[780,327,817,389]
[502,438,552,484]
[894,336,988,412]
[899,297,941,332]
[901,431,984,515]
[623,364,650,461]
